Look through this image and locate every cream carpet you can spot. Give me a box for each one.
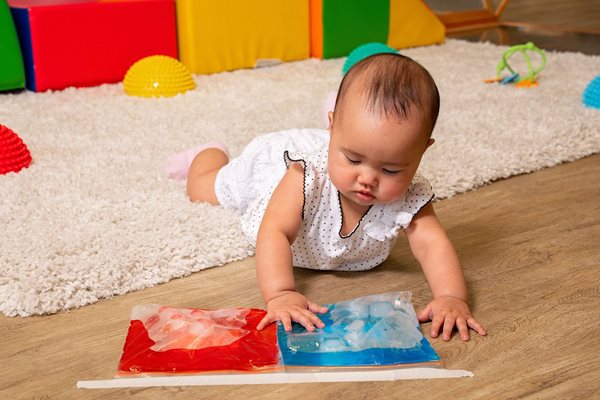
[1,40,599,317]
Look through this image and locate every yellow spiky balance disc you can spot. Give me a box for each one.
[123,55,196,98]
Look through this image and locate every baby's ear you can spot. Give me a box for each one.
[425,138,435,149]
[328,112,334,131]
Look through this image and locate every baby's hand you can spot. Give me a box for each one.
[256,290,329,332]
[417,296,486,341]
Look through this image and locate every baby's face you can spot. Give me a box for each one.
[328,96,432,208]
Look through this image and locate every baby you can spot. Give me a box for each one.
[165,53,486,341]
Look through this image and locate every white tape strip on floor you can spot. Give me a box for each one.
[77,368,473,388]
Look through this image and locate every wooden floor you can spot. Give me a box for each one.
[427,0,600,31]
[429,0,600,55]
[2,2,600,399]
[501,0,600,31]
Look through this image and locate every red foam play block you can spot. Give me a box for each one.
[9,0,178,92]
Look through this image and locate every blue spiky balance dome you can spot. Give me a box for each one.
[582,75,600,109]
[342,43,398,75]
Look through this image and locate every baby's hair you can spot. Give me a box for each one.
[334,53,440,137]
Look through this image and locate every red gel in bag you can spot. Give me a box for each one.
[117,305,280,375]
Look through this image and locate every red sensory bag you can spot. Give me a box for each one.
[117,305,280,375]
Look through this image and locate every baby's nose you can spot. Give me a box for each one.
[358,169,377,187]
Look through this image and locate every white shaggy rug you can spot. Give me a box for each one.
[1,39,599,317]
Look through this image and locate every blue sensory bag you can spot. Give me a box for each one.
[277,292,441,368]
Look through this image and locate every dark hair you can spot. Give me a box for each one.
[334,53,440,136]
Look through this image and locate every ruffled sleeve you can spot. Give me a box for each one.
[240,151,315,245]
[284,150,327,222]
[363,173,434,241]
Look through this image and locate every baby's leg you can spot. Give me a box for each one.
[164,141,229,181]
[186,148,229,204]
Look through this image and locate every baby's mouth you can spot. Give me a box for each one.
[355,191,375,202]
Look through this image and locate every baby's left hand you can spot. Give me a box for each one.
[417,296,486,341]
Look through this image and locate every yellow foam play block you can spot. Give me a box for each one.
[388,0,445,49]
[176,0,310,75]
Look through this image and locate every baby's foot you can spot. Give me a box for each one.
[163,141,229,181]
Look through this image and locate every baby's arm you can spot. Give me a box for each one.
[405,203,486,341]
[255,163,328,332]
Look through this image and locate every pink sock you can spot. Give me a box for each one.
[163,141,229,181]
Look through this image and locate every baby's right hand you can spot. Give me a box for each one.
[256,290,329,332]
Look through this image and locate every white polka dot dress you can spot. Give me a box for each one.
[214,129,329,212]
[240,146,434,272]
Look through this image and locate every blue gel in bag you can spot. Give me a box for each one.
[277,292,441,367]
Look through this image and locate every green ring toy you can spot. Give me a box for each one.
[496,42,547,86]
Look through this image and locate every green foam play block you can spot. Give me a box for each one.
[0,0,25,91]
[322,0,389,59]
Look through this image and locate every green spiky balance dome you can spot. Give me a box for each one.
[342,43,398,75]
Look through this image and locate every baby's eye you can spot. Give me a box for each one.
[383,168,401,175]
[345,155,360,165]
